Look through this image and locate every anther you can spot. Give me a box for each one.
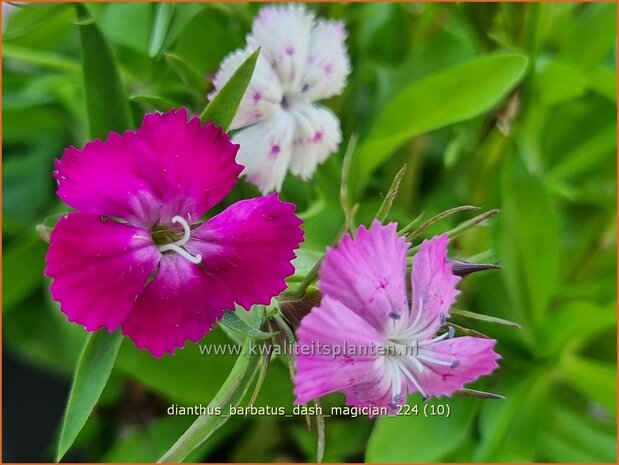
[157,215,202,265]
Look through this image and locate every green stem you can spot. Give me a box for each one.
[157,339,260,463]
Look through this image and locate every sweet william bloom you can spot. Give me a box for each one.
[210,4,350,193]
[294,222,499,410]
[45,108,303,357]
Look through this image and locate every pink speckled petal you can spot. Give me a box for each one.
[318,221,410,334]
[288,104,341,180]
[233,111,296,194]
[410,234,461,336]
[413,337,500,397]
[294,296,385,405]
[45,213,159,332]
[188,193,304,310]
[55,108,241,227]
[121,254,223,357]
[248,5,314,91]
[301,20,351,101]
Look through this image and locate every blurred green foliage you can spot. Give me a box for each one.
[2,2,616,462]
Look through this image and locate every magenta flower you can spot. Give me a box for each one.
[294,221,499,409]
[45,108,303,357]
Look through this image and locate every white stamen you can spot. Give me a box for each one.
[398,359,427,398]
[418,330,451,347]
[157,215,202,265]
[406,354,425,373]
[393,297,424,340]
[416,352,454,367]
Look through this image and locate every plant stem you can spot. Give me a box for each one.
[157,338,260,463]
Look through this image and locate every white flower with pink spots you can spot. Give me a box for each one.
[210,4,351,194]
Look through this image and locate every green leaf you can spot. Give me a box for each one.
[375,164,407,222]
[541,402,617,462]
[75,3,132,139]
[56,330,123,461]
[200,48,259,131]
[561,354,616,413]
[499,153,559,327]
[158,338,260,462]
[451,307,521,328]
[103,415,242,462]
[129,94,176,111]
[351,53,528,195]
[561,3,617,71]
[149,3,175,57]
[548,123,616,180]
[2,232,47,312]
[165,52,207,96]
[219,310,278,340]
[406,205,480,241]
[534,59,587,106]
[476,370,552,461]
[538,300,616,356]
[3,42,79,73]
[454,388,505,400]
[366,397,480,462]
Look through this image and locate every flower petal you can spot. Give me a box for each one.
[248,5,314,91]
[318,221,409,334]
[410,234,461,336]
[413,337,500,397]
[121,254,223,357]
[210,47,284,130]
[188,193,304,310]
[55,108,241,227]
[301,20,350,101]
[288,104,342,179]
[45,213,159,332]
[233,111,295,193]
[124,195,302,357]
[294,296,384,405]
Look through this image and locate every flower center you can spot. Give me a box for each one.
[152,216,202,265]
[382,298,457,405]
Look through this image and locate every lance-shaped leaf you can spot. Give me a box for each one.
[56,330,122,461]
[454,388,505,400]
[56,7,132,459]
[75,3,132,138]
[350,53,528,196]
[445,322,491,339]
[158,339,260,462]
[451,307,521,328]
[200,48,260,131]
[375,164,407,222]
[406,205,480,242]
[149,3,175,57]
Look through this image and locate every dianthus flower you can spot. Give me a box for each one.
[294,221,499,409]
[45,108,303,357]
[210,4,351,193]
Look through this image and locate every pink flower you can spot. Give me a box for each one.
[210,5,350,193]
[294,221,499,410]
[45,108,303,357]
